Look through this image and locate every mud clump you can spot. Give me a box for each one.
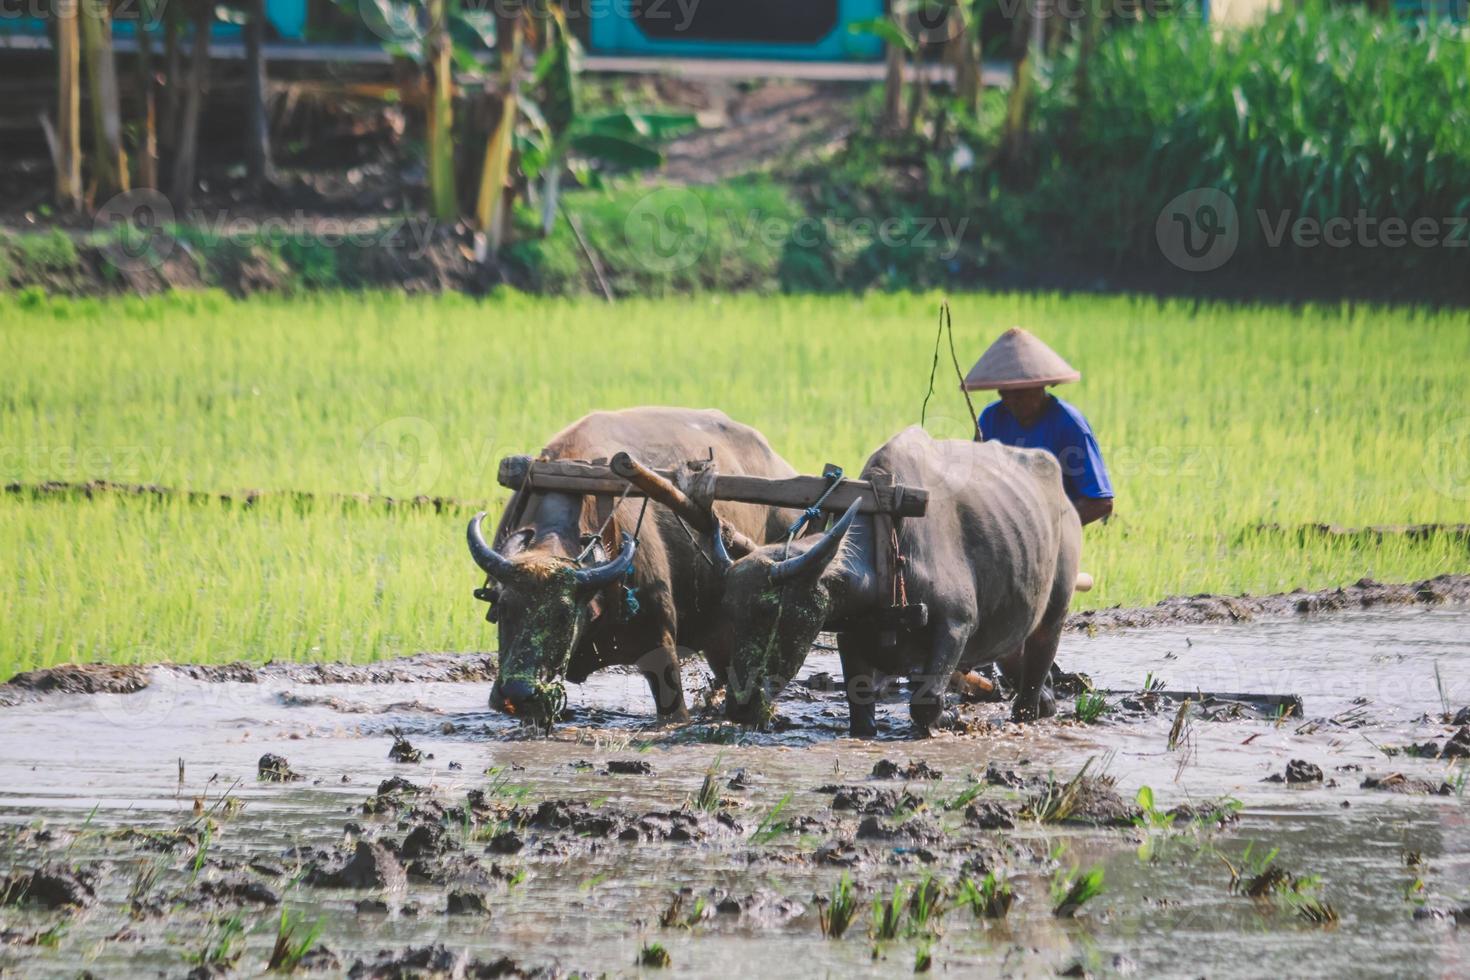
[964,800,1017,830]
[349,944,463,979]
[257,753,303,783]
[982,763,1032,790]
[710,888,805,925]
[605,759,655,776]
[830,785,924,816]
[1066,574,1470,631]
[855,814,945,846]
[194,874,280,906]
[306,841,408,891]
[0,864,97,909]
[1265,759,1324,784]
[618,810,741,843]
[522,800,621,837]
[1360,773,1454,795]
[1440,726,1470,759]
[871,759,943,781]
[1027,776,1142,827]
[4,663,152,697]
[388,737,425,763]
[1413,906,1470,926]
[446,890,492,915]
[812,839,870,867]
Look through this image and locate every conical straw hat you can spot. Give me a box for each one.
[962,327,1081,391]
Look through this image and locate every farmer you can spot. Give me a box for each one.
[964,327,1114,526]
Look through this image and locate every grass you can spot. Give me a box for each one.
[1052,863,1106,918]
[956,872,1013,919]
[267,910,324,973]
[820,874,859,939]
[2,289,1467,675]
[1074,689,1109,724]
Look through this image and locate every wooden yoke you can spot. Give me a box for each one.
[609,451,759,557]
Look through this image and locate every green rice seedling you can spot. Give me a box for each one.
[1024,756,1106,824]
[906,874,947,936]
[34,922,68,949]
[184,914,247,970]
[657,893,706,930]
[1280,875,1339,928]
[938,779,985,812]
[872,883,908,941]
[1221,842,1281,896]
[1435,661,1452,722]
[638,942,672,968]
[267,910,324,973]
[1167,700,1193,752]
[750,793,794,844]
[1052,864,1106,918]
[691,752,726,812]
[1074,689,1108,724]
[820,874,859,939]
[190,823,213,882]
[1133,786,1176,832]
[956,872,1013,919]
[914,940,933,973]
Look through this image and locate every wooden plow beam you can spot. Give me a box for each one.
[496,454,930,518]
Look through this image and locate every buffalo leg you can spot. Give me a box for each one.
[838,635,880,738]
[639,633,690,722]
[1010,617,1063,722]
[910,625,970,734]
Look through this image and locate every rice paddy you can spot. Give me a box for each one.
[2,289,1466,676]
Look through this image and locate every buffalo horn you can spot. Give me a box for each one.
[768,499,862,584]
[467,512,519,580]
[710,519,734,572]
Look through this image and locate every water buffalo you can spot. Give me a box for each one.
[466,407,800,727]
[712,426,1082,736]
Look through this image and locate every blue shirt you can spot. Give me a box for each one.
[979,396,1114,501]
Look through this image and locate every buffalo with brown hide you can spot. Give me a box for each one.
[466,407,800,727]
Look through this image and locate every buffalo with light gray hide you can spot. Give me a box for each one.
[466,407,800,727]
[711,426,1082,736]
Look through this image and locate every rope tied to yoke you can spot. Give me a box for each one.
[781,465,845,559]
[921,300,983,441]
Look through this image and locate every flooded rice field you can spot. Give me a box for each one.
[3,606,1469,978]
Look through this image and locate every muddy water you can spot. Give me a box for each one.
[2,608,1468,978]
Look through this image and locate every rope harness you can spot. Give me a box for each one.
[780,465,845,559]
[920,300,983,441]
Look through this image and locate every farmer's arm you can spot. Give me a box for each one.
[1055,411,1115,526]
[1074,496,1114,526]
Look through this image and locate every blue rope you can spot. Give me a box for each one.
[781,466,845,557]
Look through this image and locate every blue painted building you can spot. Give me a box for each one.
[588,0,885,62]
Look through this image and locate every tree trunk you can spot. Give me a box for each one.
[475,1,524,246]
[881,31,905,132]
[79,0,129,198]
[1001,5,1034,178]
[426,0,458,223]
[161,8,181,163]
[949,3,981,116]
[55,0,83,210]
[170,1,212,208]
[136,15,159,190]
[243,0,274,191]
